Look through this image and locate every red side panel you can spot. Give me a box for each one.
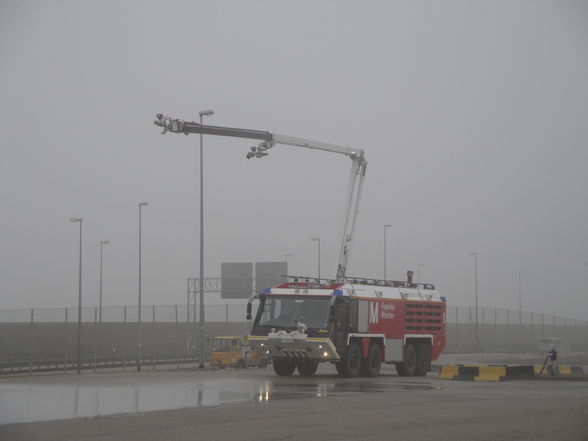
[366,299,447,359]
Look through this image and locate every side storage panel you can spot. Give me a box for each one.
[384,338,403,362]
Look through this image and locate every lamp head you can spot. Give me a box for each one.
[70,217,82,223]
[199,109,215,117]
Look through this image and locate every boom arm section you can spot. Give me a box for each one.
[154,113,367,282]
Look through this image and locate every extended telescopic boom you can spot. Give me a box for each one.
[154,113,367,282]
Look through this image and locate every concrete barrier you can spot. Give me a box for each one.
[533,364,585,376]
[475,366,507,382]
[437,365,459,379]
[438,363,586,381]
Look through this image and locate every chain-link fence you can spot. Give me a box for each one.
[446,306,588,354]
[0,303,586,374]
[0,303,253,375]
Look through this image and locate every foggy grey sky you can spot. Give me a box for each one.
[1,1,587,320]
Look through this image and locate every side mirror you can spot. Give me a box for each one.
[246,303,252,321]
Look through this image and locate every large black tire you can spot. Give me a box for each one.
[297,360,319,376]
[338,341,362,378]
[272,359,296,376]
[335,362,344,376]
[396,342,417,377]
[361,343,382,377]
[415,343,431,376]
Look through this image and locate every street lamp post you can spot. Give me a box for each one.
[417,263,425,284]
[138,202,148,371]
[469,252,479,352]
[99,240,110,323]
[284,253,293,263]
[384,224,392,280]
[198,109,214,369]
[310,238,321,279]
[518,271,525,351]
[70,217,83,374]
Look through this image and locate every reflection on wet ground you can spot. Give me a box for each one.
[0,371,435,425]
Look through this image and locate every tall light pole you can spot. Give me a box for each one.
[284,253,293,264]
[70,217,83,374]
[518,271,525,351]
[198,109,214,369]
[384,224,392,280]
[310,238,321,279]
[99,240,110,323]
[138,202,148,371]
[417,263,425,284]
[469,252,479,352]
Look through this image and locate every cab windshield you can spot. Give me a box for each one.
[257,296,330,330]
[210,339,240,352]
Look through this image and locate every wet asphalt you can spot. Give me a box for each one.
[0,363,432,425]
[1,360,587,441]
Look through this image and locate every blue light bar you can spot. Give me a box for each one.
[440,296,447,302]
[263,288,272,294]
[332,289,344,296]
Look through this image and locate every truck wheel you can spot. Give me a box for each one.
[396,342,417,376]
[361,343,382,377]
[339,341,362,378]
[297,360,319,376]
[415,343,431,376]
[273,359,296,376]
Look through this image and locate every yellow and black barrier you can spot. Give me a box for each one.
[533,364,585,376]
[437,364,585,382]
[437,364,507,381]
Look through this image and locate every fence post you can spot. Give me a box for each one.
[64,308,68,374]
[226,304,229,334]
[530,312,534,351]
[573,319,577,355]
[152,305,156,370]
[455,306,459,351]
[481,307,485,352]
[93,307,97,373]
[123,306,127,372]
[29,308,34,375]
[494,307,497,351]
[506,309,510,352]
[175,305,180,369]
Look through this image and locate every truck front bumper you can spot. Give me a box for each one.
[247,335,340,361]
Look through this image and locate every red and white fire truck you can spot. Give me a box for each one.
[154,113,447,377]
[246,272,446,377]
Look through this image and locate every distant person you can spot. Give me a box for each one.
[548,348,558,375]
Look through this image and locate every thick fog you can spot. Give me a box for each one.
[1,1,587,320]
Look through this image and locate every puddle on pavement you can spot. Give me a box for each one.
[0,377,433,425]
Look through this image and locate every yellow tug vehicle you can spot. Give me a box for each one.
[209,336,270,369]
